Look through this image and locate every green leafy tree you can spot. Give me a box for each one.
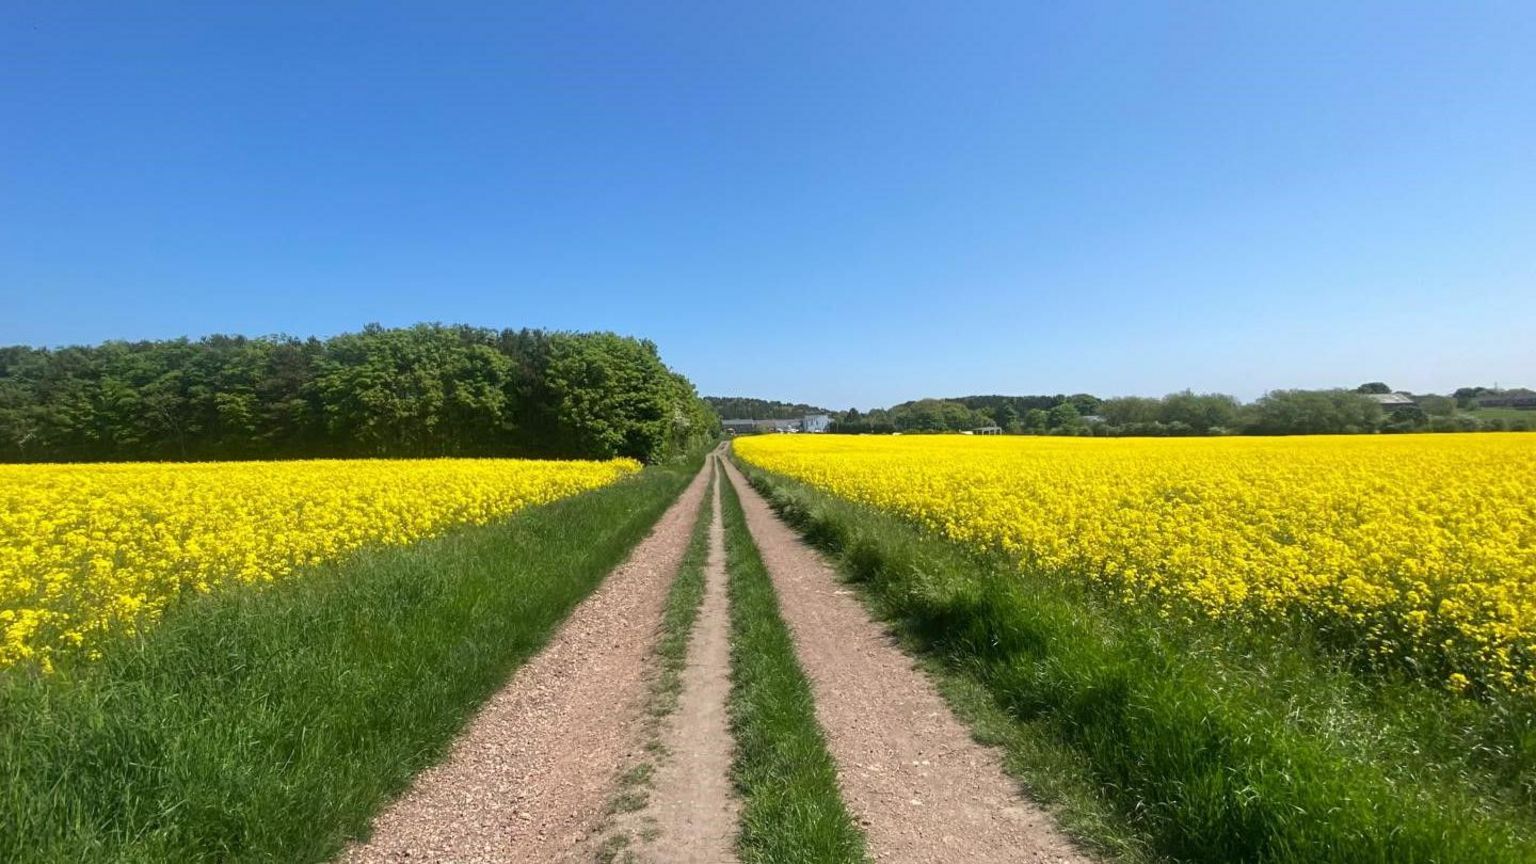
[1064,393,1101,416]
[702,396,828,420]
[545,334,682,461]
[1099,396,1160,426]
[993,403,1019,432]
[889,398,988,432]
[1048,401,1085,433]
[1244,389,1384,435]
[315,325,473,456]
[1161,390,1241,433]
[1021,408,1049,433]
[1417,395,1456,418]
[1453,386,1490,409]
[0,323,710,464]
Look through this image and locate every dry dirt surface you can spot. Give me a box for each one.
[719,457,1090,864]
[646,456,741,861]
[619,454,741,863]
[339,465,710,864]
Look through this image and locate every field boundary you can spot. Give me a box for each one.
[730,453,1536,864]
[0,458,703,864]
[718,459,868,863]
[342,461,712,863]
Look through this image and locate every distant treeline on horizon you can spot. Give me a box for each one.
[701,396,830,421]
[0,323,717,464]
[816,387,1536,436]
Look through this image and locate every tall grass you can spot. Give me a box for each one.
[734,457,1536,864]
[720,467,868,864]
[0,458,699,863]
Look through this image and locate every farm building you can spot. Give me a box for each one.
[723,416,833,434]
[973,425,1003,435]
[1365,393,1418,408]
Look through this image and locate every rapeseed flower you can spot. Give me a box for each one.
[736,434,1536,697]
[0,457,638,668]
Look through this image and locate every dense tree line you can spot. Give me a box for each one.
[827,385,1533,436]
[831,394,1100,434]
[0,324,718,463]
[702,396,830,420]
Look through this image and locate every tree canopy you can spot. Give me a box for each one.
[0,324,717,464]
[703,396,829,420]
[1244,389,1384,435]
[821,385,1529,437]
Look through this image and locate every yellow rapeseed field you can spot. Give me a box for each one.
[734,433,1536,695]
[0,457,639,670]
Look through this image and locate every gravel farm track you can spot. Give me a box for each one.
[340,466,711,863]
[617,460,742,862]
[342,451,1088,863]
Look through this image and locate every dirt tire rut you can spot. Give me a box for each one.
[718,456,1089,864]
[339,465,711,864]
[620,454,741,862]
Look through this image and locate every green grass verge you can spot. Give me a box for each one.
[720,465,868,864]
[595,463,716,863]
[651,464,717,726]
[0,457,701,864]
[732,456,1536,864]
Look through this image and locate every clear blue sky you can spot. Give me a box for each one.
[5,2,1534,409]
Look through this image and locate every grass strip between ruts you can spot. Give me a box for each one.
[595,461,717,862]
[0,456,702,864]
[719,463,868,864]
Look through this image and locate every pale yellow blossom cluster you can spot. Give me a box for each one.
[0,457,639,670]
[735,434,1536,695]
